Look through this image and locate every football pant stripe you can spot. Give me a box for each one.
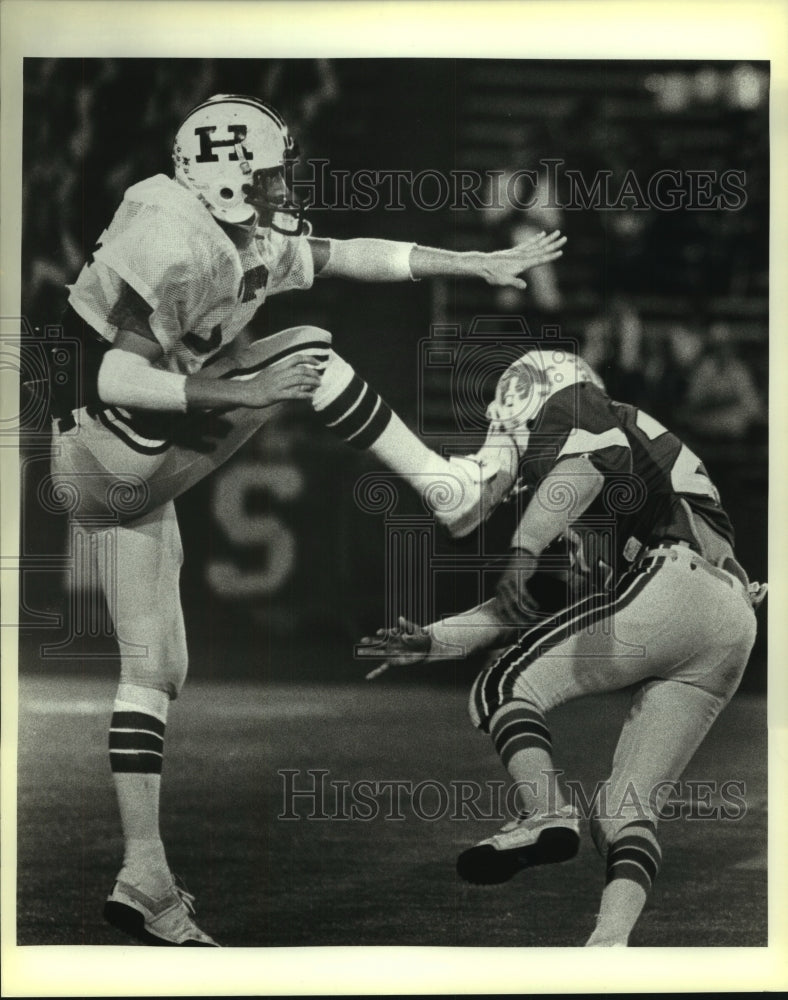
[473,560,660,731]
[96,407,172,455]
[219,341,332,380]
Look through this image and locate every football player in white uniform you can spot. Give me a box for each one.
[49,94,565,945]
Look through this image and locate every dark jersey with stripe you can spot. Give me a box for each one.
[520,380,734,569]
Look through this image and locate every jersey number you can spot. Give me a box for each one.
[240,264,269,303]
[635,410,719,503]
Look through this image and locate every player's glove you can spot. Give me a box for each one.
[495,547,542,625]
[357,615,432,680]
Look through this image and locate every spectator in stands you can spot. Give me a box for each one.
[681,322,765,441]
[581,296,649,404]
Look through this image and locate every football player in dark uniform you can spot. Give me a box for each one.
[361,347,765,947]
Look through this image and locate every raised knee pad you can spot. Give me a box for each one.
[226,325,333,378]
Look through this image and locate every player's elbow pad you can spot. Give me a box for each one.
[97,349,187,412]
[320,238,418,281]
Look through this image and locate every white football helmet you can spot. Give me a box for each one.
[172,94,307,232]
[486,348,606,434]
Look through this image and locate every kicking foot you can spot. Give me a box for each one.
[435,439,520,538]
[457,806,580,885]
[104,873,219,946]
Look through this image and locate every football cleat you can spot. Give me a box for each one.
[433,428,521,539]
[456,805,580,884]
[104,875,219,946]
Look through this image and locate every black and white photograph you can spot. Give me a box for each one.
[1,1,785,995]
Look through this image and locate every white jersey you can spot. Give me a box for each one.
[67,174,314,375]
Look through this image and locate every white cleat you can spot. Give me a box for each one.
[432,431,521,539]
[104,875,219,946]
[457,805,580,884]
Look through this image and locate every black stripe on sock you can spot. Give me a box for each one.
[110,711,166,737]
[316,373,366,426]
[605,857,654,893]
[494,718,553,756]
[607,844,659,884]
[109,751,163,775]
[109,731,164,753]
[490,705,547,742]
[329,384,378,439]
[498,731,553,767]
[493,716,552,757]
[345,399,393,450]
[610,833,661,867]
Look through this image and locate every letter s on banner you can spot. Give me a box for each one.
[207,461,303,597]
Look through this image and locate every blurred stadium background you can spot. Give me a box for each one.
[19,57,768,687]
[15,58,769,948]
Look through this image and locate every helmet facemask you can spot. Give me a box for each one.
[241,159,309,237]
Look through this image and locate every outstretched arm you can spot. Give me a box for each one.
[309,230,566,286]
[358,602,517,680]
[358,455,605,679]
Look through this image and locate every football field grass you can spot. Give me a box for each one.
[16,673,767,948]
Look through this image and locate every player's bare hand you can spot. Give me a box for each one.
[475,230,567,289]
[357,615,432,680]
[240,353,323,407]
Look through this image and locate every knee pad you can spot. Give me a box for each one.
[228,325,333,378]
